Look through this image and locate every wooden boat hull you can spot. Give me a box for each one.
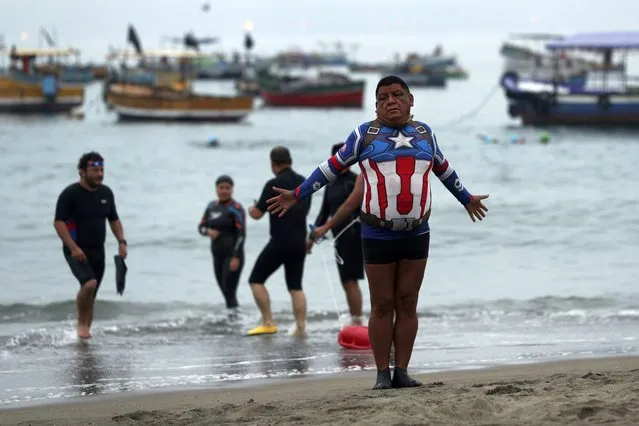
[261,88,363,107]
[257,70,365,107]
[113,107,250,122]
[0,76,84,114]
[106,83,252,122]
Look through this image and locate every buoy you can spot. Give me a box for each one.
[207,136,220,147]
[539,132,550,144]
[476,133,498,144]
[510,135,526,144]
[338,325,371,350]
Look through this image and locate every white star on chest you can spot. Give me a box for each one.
[388,132,414,149]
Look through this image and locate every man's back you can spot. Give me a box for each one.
[325,171,358,214]
[317,170,360,237]
[256,167,310,243]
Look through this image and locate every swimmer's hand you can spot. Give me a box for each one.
[71,246,87,263]
[266,187,297,217]
[465,194,489,222]
[314,224,330,240]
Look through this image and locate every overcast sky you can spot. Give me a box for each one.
[1,0,636,61]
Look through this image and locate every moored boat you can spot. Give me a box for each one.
[106,83,252,122]
[384,53,450,88]
[499,33,623,83]
[0,47,84,113]
[257,69,365,108]
[390,70,447,88]
[104,49,253,122]
[500,31,639,126]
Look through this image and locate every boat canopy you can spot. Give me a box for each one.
[546,32,639,50]
[106,49,213,60]
[1,47,80,57]
[508,33,565,41]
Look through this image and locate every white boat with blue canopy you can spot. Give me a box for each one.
[500,31,639,126]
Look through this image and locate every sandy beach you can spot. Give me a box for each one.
[1,355,637,425]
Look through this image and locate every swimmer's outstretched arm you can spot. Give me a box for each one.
[430,130,489,222]
[267,126,364,216]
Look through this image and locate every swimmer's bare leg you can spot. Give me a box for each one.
[365,262,396,390]
[76,279,97,339]
[391,258,426,388]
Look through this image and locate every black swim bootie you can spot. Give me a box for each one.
[372,368,392,390]
[391,367,423,388]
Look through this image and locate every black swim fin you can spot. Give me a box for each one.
[114,255,128,295]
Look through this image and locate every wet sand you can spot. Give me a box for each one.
[1,355,638,425]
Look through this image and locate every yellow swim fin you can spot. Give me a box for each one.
[246,324,278,336]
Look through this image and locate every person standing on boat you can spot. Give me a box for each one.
[198,175,246,311]
[246,146,311,337]
[307,143,364,325]
[265,75,489,390]
[53,152,128,339]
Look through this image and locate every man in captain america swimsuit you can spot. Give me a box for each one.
[267,75,489,390]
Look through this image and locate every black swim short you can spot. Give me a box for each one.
[362,232,430,264]
[63,246,106,294]
[334,234,364,282]
[248,240,306,291]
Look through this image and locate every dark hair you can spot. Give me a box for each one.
[215,174,234,186]
[270,146,292,166]
[77,151,104,170]
[331,143,343,155]
[375,75,410,96]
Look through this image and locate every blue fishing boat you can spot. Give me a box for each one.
[501,31,639,126]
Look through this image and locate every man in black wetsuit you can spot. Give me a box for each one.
[198,174,246,310]
[246,146,311,336]
[307,143,364,325]
[53,152,128,339]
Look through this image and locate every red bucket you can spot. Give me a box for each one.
[338,325,371,350]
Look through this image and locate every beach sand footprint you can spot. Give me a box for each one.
[485,384,534,396]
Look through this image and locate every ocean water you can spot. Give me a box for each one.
[1,26,639,406]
